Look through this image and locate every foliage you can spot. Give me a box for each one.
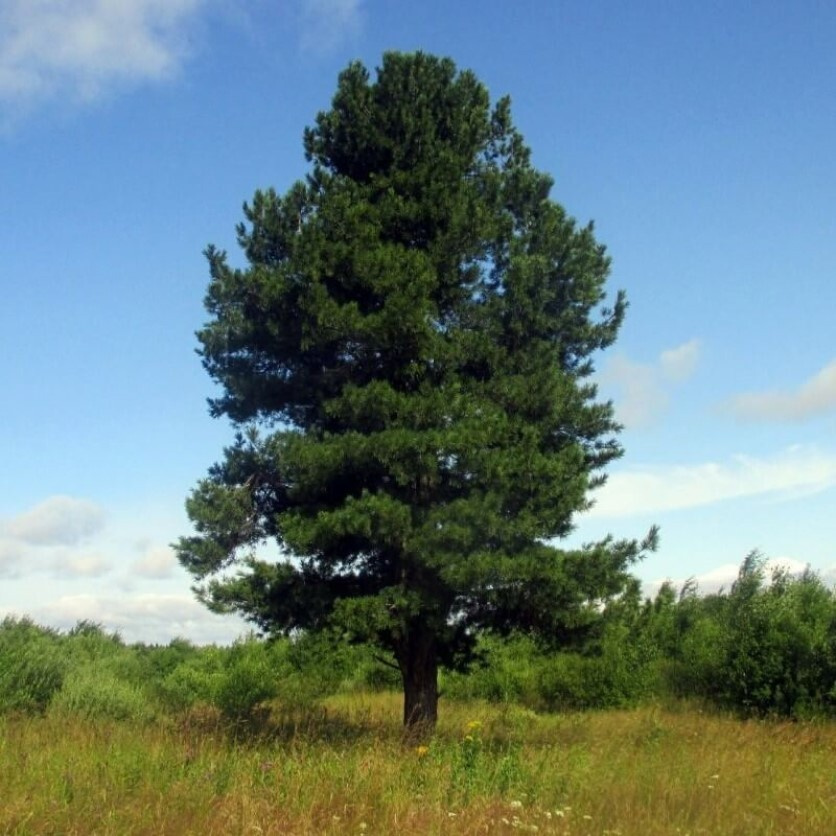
[269,631,401,702]
[158,640,281,720]
[156,645,226,713]
[720,553,835,716]
[642,552,836,717]
[49,664,153,724]
[703,553,834,716]
[0,617,67,713]
[175,50,653,727]
[444,552,836,718]
[1,548,833,724]
[132,636,201,683]
[443,622,659,712]
[213,638,278,721]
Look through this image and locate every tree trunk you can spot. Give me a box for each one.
[400,630,438,734]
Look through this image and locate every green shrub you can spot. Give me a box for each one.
[213,638,278,721]
[134,637,200,685]
[535,648,651,711]
[157,646,225,713]
[0,617,68,713]
[348,652,402,692]
[666,614,725,699]
[444,626,658,713]
[50,665,153,723]
[265,633,399,704]
[716,557,835,717]
[442,634,539,705]
[65,620,125,662]
[664,553,836,718]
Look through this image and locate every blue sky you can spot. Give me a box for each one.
[1,0,834,644]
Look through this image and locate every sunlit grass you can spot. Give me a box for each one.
[1,695,834,834]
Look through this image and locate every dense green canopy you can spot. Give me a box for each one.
[176,52,656,727]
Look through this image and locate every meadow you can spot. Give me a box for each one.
[1,557,833,834]
[2,693,834,835]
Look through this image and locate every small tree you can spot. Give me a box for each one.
[176,52,655,730]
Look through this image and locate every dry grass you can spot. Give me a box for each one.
[1,694,834,834]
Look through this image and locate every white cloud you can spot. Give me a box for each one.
[0,545,111,580]
[2,592,248,644]
[58,552,112,578]
[727,358,836,422]
[297,0,362,54]
[660,339,701,383]
[0,495,248,643]
[0,541,23,577]
[600,355,664,428]
[0,496,112,578]
[3,496,106,546]
[0,0,207,112]
[587,444,836,518]
[133,544,178,578]
[600,339,701,428]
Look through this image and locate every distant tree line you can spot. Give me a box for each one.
[445,551,835,719]
[1,553,833,722]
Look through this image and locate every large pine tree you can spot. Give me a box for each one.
[176,52,655,730]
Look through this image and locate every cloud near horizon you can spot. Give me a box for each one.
[599,339,701,428]
[726,358,836,422]
[586,444,836,519]
[0,495,156,580]
[0,592,248,645]
[6,559,831,646]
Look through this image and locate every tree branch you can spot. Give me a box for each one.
[373,653,401,672]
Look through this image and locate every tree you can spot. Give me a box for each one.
[176,52,656,731]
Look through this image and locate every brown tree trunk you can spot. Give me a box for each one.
[400,629,438,734]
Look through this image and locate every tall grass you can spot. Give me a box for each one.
[1,695,833,834]
[1,581,834,834]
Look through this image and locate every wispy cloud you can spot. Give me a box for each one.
[0,0,207,115]
[587,444,836,518]
[297,0,363,54]
[726,359,836,422]
[3,496,106,546]
[600,339,701,428]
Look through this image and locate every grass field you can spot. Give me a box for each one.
[1,694,833,835]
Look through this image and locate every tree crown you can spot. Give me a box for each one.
[177,53,655,709]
